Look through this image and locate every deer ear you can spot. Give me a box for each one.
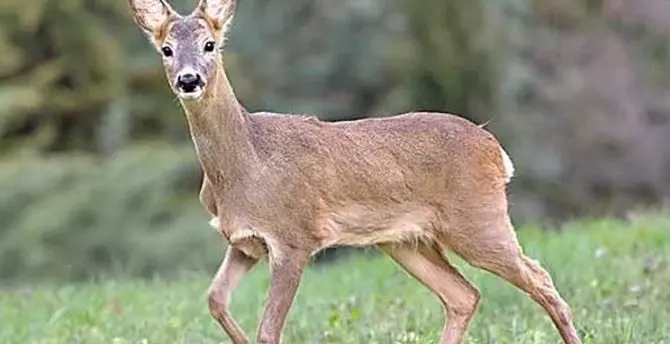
[196,0,236,32]
[128,0,176,35]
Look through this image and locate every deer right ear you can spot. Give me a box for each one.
[128,0,176,36]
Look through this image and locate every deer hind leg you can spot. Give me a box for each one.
[208,246,258,344]
[452,217,582,344]
[378,242,481,344]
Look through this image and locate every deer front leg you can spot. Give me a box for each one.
[208,246,258,344]
[256,251,309,344]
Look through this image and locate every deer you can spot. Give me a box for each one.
[127,0,582,343]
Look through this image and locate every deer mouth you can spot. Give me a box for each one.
[178,87,204,100]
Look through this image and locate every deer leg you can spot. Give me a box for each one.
[473,252,581,344]
[517,255,581,344]
[208,246,258,344]
[256,252,309,344]
[379,242,480,344]
[455,219,582,344]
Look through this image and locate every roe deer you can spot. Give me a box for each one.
[127,0,582,343]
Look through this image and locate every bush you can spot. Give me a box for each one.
[0,145,226,283]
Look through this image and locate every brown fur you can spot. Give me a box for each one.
[128,0,582,343]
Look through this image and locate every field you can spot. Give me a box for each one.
[1,215,669,344]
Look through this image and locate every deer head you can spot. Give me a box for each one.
[128,0,236,101]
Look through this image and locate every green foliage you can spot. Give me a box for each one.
[0,0,414,152]
[394,0,506,122]
[0,0,193,153]
[1,214,669,343]
[1,0,670,289]
[0,0,505,148]
[0,145,225,282]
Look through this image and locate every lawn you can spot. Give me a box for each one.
[1,214,669,344]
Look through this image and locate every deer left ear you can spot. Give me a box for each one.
[196,0,236,33]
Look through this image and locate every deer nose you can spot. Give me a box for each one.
[176,73,203,93]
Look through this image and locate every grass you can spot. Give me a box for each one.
[1,214,669,344]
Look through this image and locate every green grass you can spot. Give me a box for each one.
[1,214,669,344]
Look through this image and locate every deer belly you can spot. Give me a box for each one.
[320,204,437,247]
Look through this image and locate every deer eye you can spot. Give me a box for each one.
[204,41,215,53]
[161,46,173,57]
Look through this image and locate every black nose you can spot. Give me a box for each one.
[177,73,203,93]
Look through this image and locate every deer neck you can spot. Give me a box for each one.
[179,62,257,188]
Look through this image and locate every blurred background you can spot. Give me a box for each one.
[1,0,669,284]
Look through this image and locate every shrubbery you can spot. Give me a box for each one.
[2,0,670,282]
[0,145,226,283]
